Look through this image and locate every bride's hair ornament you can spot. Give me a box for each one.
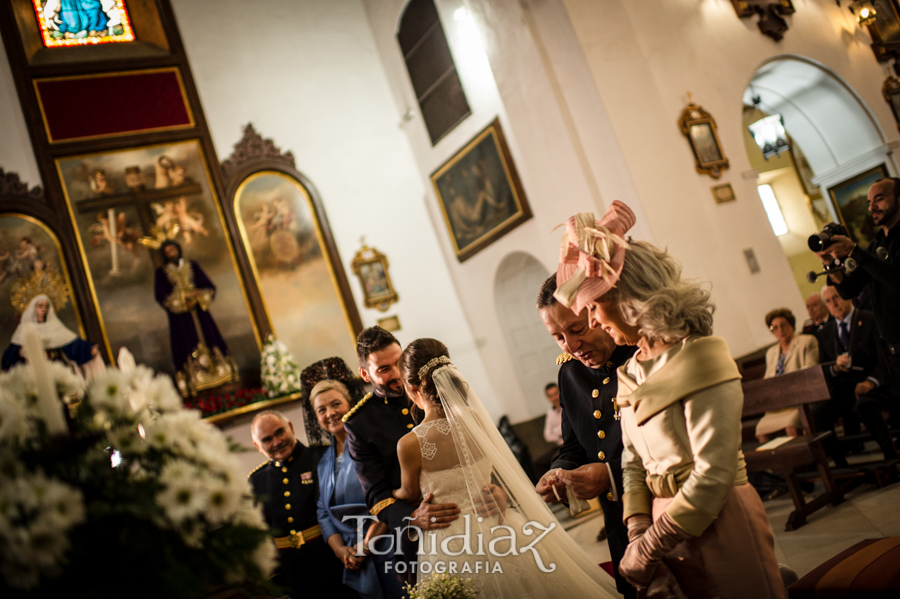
[417,355,452,381]
[554,200,636,315]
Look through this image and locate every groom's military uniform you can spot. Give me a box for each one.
[343,390,419,573]
[553,344,637,599]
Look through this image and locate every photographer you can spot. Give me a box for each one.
[815,177,900,460]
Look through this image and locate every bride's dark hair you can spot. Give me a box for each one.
[400,338,456,405]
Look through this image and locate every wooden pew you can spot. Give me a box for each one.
[741,365,861,531]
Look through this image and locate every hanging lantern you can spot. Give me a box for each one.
[748,114,790,160]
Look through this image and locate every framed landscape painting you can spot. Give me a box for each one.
[431,118,531,262]
[828,164,889,248]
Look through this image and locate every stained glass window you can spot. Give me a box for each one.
[32,0,135,48]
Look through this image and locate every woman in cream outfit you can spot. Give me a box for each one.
[756,308,819,441]
[553,202,784,599]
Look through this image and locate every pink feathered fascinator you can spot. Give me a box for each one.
[553,200,636,315]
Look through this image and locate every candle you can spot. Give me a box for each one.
[22,323,67,435]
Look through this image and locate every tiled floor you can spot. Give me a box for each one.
[566,450,900,585]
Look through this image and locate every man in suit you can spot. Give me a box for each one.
[535,275,637,599]
[343,326,459,583]
[815,286,896,464]
[802,292,830,335]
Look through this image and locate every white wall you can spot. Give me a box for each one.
[0,33,40,189]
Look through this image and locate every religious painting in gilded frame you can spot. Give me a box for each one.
[351,243,398,312]
[55,140,261,392]
[827,164,889,248]
[679,100,729,179]
[233,171,357,370]
[31,0,135,47]
[0,213,84,354]
[431,118,532,262]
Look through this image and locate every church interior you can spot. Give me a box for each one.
[2,0,900,596]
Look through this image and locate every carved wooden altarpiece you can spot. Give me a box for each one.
[0,1,325,419]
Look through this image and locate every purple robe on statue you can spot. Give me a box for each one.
[153,260,229,373]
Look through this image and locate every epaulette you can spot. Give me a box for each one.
[556,352,575,365]
[341,392,373,423]
[247,460,270,478]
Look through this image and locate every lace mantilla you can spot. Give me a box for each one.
[418,356,452,380]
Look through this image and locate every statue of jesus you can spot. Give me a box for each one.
[154,240,237,396]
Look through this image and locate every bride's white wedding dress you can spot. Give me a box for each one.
[410,364,619,598]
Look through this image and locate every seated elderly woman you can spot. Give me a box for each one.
[313,380,403,599]
[755,308,819,442]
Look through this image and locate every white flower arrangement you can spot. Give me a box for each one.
[0,350,277,597]
[405,573,482,599]
[260,334,303,398]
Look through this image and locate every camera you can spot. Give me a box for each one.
[808,222,849,252]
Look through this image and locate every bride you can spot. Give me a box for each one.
[391,338,619,597]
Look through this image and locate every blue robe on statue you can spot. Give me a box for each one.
[2,338,95,371]
[317,440,404,599]
[58,0,109,34]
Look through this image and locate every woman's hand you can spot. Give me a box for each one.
[336,545,364,570]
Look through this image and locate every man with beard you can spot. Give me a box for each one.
[343,326,460,584]
[535,275,637,599]
[154,240,231,382]
[817,178,900,397]
[248,410,356,598]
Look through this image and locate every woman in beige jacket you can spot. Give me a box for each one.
[553,202,783,599]
[756,308,820,441]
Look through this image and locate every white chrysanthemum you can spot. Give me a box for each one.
[87,369,133,418]
[251,538,278,577]
[146,375,182,413]
[156,462,207,524]
[0,391,31,443]
[107,426,145,455]
[47,362,83,402]
[125,365,155,412]
[202,474,242,524]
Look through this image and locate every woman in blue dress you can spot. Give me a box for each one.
[314,380,404,599]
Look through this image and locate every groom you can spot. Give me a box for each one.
[343,326,461,585]
[535,275,637,599]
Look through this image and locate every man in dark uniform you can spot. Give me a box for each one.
[817,177,900,462]
[248,410,354,598]
[535,275,637,599]
[343,326,460,583]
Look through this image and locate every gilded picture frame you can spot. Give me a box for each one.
[827,164,889,248]
[431,118,532,262]
[0,212,85,352]
[883,75,900,133]
[232,170,358,369]
[351,244,398,312]
[679,101,730,179]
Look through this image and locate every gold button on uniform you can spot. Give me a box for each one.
[606,492,613,501]
[593,410,602,419]
[603,377,610,385]
[284,491,291,497]
[597,451,606,461]
[283,478,289,484]
[597,430,606,439]
[407,423,414,429]
[287,517,293,523]
[285,504,291,510]
[281,467,287,473]
[402,408,409,415]
[290,529,296,535]
[606,361,613,367]
[591,389,599,398]
[274,461,281,467]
